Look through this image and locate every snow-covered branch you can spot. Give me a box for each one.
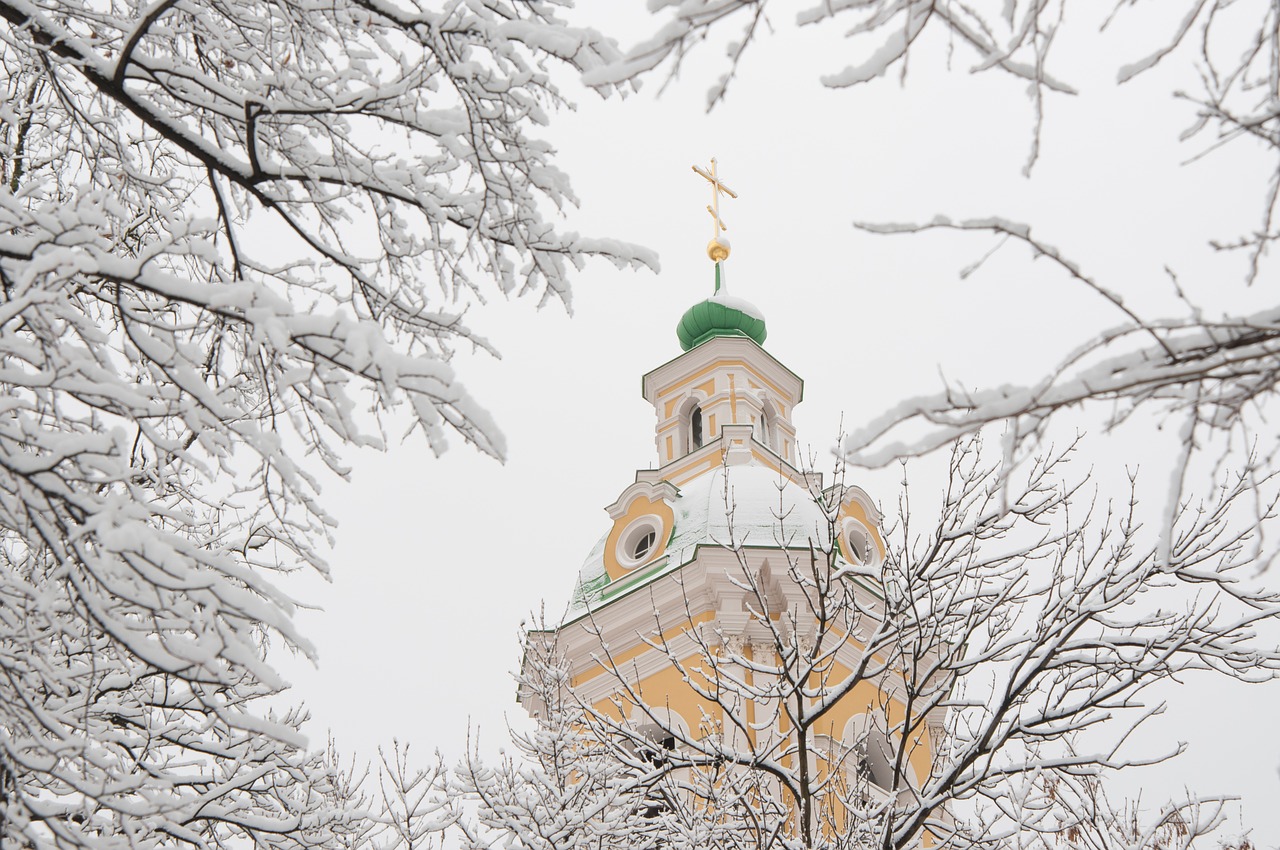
[0,1,653,846]
[503,439,1276,850]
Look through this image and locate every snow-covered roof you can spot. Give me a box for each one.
[675,284,769,351]
[562,461,837,624]
[709,291,764,322]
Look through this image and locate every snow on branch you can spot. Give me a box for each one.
[0,0,652,845]
[591,0,1073,156]
[496,438,1278,850]
[843,217,1280,469]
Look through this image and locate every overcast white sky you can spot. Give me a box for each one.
[278,4,1280,843]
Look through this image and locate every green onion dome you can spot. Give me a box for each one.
[676,295,768,351]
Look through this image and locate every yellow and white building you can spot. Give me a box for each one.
[523,165,945,841]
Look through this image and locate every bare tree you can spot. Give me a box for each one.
[0,1,650,846]
[453,632,662,850]
[585,1,1280,537]
[507,439,1276,850]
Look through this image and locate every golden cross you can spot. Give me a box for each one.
[692,157,737,244]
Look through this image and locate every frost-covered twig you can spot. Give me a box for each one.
[507,438,1276,850]
[0,1,654,846]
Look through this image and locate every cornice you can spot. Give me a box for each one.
[641,336,804,406]
[649,428,822,491]
[531,543,950,732]
[605,479,682,520]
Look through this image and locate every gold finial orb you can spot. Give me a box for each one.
[707,237,731,262]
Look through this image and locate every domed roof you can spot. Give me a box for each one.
[676,263,767,351]
[564,463,833,623]
[665,464,831,555]
[676,294,768,351]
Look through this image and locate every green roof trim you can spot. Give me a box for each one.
[601,555,670,601]
[559,541,887,630]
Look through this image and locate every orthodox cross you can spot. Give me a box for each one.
[692,157,737,260]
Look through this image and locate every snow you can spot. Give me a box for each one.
[0,0,663,844]
[710,290,766,322]
[1117,3,1205,83]
[564,461,832,622]
[818,2,931,87]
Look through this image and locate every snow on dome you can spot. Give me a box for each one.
[665,464,831,559]
[563,533,608,622]
[562,462,834,623]
[676,294,768,351]
[709,291,765,322]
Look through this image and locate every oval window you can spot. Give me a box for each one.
[632,529,656,561]
[617,515,664,569]
[841,519,878,566]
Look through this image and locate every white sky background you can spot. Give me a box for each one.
[278,3,1280,842]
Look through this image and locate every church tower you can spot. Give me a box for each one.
[522,160,945,846]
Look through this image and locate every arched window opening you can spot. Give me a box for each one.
[846,527,868,564]
[844,714,905,798]
[639,733,677,767]
[676,397,708,456]
[759,400,778,451]
[853,737,895,791]
[640,744,674,819]
[633,721,681,820]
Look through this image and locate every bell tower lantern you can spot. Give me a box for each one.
[644,157,803,468]
[642,333,803,467]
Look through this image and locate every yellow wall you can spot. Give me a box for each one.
[603,494,676,581]
[577,636,934,795]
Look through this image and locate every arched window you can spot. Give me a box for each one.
[853,736,894,791]
[840,518,880,567]
[629,709,690,820]
[844,714,913,795]
[676,397,708,456]
[759,400,778,451]
[638,731,677,818]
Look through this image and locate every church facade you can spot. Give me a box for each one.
[521,162,947,846]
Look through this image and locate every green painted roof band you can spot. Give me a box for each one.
[687,327,754,348]
[559,541,886,630]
